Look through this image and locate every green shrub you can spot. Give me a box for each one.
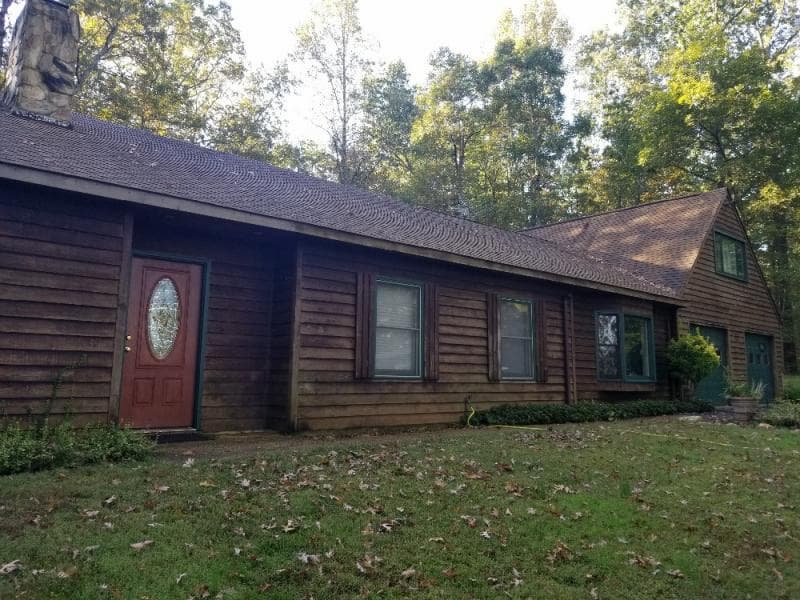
[468,399,714,427]
[0,422,153,476]
[724,368,765,399]
[761,402,800,428]
[784,378,800,403]
[667,332,720,386]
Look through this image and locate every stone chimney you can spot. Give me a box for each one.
[2,0,79,126]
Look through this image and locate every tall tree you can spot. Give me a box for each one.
[411,48,484,215]
[577,0,800,368]
[73,0,246,142]
[0,0,18,80]
[205,64,292,162]
[294,0,371,185]
[360,60,418,198]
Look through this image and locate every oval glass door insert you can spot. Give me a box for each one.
[147,277,180,359]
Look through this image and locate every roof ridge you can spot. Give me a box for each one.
[520,188,727,233]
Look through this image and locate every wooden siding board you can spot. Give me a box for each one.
[678,201,783,393]
[0,185,126,425]
[131,211,293,432]
[296,240,577,429]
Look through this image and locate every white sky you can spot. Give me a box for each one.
[227,0,619,144]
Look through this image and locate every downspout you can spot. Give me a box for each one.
[563,294,576,404]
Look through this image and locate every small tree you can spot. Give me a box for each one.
[667,332,720,400]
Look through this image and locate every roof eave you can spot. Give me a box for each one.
[0,161,683,305]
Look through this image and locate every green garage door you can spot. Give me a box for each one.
[694,326,727,405]
[746,333,774,403]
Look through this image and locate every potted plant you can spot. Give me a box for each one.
[725,369,765,422]
[667,332,720,401]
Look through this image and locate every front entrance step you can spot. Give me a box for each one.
[143,429,216,444]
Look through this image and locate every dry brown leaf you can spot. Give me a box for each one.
[0,560,21,575]
[130,540,154,551]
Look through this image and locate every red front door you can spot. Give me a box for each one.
[120,257,202,428]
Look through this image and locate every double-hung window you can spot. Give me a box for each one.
[499,299,535,379]
[373,280,422,377]
[595,312,654,382]
[714,232,746,280]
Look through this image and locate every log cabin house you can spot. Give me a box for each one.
[0,0,783,432]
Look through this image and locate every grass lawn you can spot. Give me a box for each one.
[1,419,799,599]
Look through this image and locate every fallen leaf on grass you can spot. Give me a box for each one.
[130,540,154,551]
[356,554,382,574]
[400,567,416,579]
[296,552,320,565]
[103,495,117,506]
[57,566,77,578]
[176,572,187,584]
[464,470,491,480]
[546,542,572,563]
[0,560,21,575]
[460,515,477,528]
[666,569,685,579]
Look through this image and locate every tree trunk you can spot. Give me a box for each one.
[0,0,16,74]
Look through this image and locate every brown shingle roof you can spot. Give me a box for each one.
[521,189,728,296]
[0,109,689,299]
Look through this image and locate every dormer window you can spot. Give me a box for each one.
[714,232,746,281]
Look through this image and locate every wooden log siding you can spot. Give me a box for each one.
[677,200,783,393]
[131,212,292,432]
[0,185,126,423]
[295,240,574,430]
[570,292,672,401]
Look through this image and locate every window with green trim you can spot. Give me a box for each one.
[374,280,422,377]
[714,232,746,280]
[499,299,535,379]
[595,312,655,382]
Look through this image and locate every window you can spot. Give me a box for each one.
[595,312,655,382]
[624,316,652,380]
[714,232,746,280]
[596,313,621,379]
[373,280,422,377]
[500,299,535,379]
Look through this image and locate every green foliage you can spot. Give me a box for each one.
[0,422,152,476]
[761,402,800,428]
[784,376,800,402]
[575,0,800,363]
[468,399,713,426]
[293,0,372,185]
[73,0,247,142]
[666,332,720,385]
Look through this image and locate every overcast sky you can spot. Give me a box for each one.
[227,0,619,144]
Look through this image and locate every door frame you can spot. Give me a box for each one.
[120,250,211,430]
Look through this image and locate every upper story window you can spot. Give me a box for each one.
[374,280,422,378]
[500,299,535,379]
[714,232,746,280]
[596,312,655,382]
